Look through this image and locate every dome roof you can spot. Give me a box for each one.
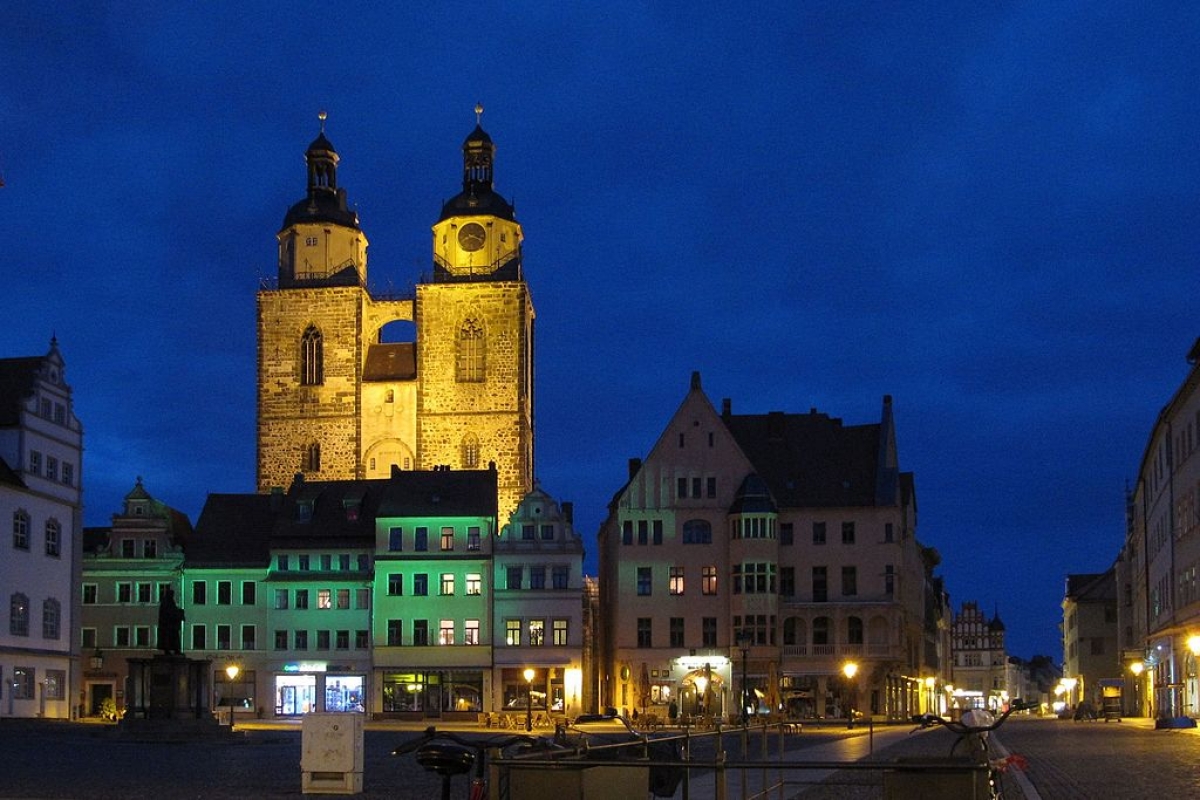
[438,119,516,223]
[280,119,360,231]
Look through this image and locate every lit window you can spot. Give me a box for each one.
[528,619,544,646]
[552,619,568,646]
[440,574,455,596]
[441,527,454,551]
[464,619,480,645]
[669,566,684,595]
[702,566,717,595]
[466,573,482,595]
[439,619,455,646]
[506,619,521,646]
[318,589,332,609]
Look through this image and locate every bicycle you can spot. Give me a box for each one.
[904,701,1035,799]
[392,726,557,800]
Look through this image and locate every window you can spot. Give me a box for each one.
[528,619,544,646]
[275,589,289,610]
[318,589,332,609]
[669,567,684,595]
[522,524,535,540]
[295,589,309,609]
[357,554,369,572]
[812,522,826,545]
[552,619,568,646]
[466,573,482,595]
[440,574,455,596]
[317,630,330,650]
[388,574,403,596]
[388,527,403,551]
[637,520,648,545]
[336,589,350,609]
[43,598,60,639]
[62,463,74,486]
[356,588,370,609]
[457,319,485,382]
[780,566,795,597]
[707,476,717,497]
[115,626,131,647]
[294,630,308,650]
[464,620,480,645]
[117,583,132,603]
[885,565,895,596]
[413,574,428,596]
[841,566,857,596]
[439,619,455,646]
[702,566,717,595]
[467,527,481,551]
[46,457,57,481]
[462,433,480,468]
[669,617,685,648]
[134,625,151,647]
[45,669,65,701]
[387,619,403,646]
[142,538,157,558]
[335,630,349,650]
[137,582,152,604]
[414,528,428,551]
[780,523,793,546]
[83,584,98,605]
[702,617,717,647]
[217,624,232,650]
[217,581,232,605]
[10,593,29,636]
[529,566,546,590]
[320,554,332,571]
[338,554,350,570]
[277,554,290,571]
[692,477,701,498]
[441,527,454,551]
[242,581,256,605]
[193,581,207,605]
[841,521,855,544]
[506,619,521,646]
[12,667,34,699]
[813,567,828,602]
[683,519,712,544]
[637,618,652,648]
[622,521,633,545]
[301,325,323,385]
[192,625,207,650]
[45,520,61,557]
[298,555,310,570]
[677,477,687,498]
[275,630,288,650]
[847,616,864,645]
[652,520,663,545]
[29,451,41,475]
[552,565,569,589]
[506,567,522,590]
[637,567,652,596]
[13,510,29,550]
[884,523,894,543]
[241,625,256,650]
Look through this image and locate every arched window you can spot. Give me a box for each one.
[43,598,61,639]
[10,592,29,636]
[847,616,864,645]
[783,617,798,646]
[456,319,485,382]
[812,616,830,646]
[462,434,480,469]
[300,325,323,385]
[302,442,321,473]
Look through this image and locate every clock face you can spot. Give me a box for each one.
[457,223,487,252]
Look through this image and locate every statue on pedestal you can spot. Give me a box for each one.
[158,587,185,655]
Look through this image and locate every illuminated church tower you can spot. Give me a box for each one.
[257,109,534,519]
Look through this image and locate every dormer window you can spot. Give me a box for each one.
[297,502,313,523]
[344,500,361,522]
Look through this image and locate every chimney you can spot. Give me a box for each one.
[562,501,574,524]
[722,398,731,418]
[628,458,642,479]
[690,371,702,390]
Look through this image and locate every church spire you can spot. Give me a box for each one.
[306,110,339,196]
[462,103,495,195]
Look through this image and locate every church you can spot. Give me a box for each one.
[256,108,535,520]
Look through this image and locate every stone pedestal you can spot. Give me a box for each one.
[118,656,227,740]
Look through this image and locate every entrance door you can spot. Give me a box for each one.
[90,683,113,716]
[279,685,297,716]
[424,684,442,719]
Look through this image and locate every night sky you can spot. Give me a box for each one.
[4,3,1198,661]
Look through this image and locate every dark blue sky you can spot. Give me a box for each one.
[3,3,1197,660]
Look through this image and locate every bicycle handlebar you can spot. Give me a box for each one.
[391,725,550,756]
[911,700,1038,735]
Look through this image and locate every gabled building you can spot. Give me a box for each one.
[598,373,937,723]
[80,478,191,716]
[949,601,1010,711]
[0,339,83,719]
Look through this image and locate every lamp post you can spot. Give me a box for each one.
[523,668,535,732]
[224,665,240,728]
[737,631,752,725]
[1130,661,1145,717]
[842,661,858,729]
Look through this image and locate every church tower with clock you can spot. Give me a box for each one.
[256,109,534,520]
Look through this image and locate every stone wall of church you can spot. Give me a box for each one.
[415,280,534,519]
[256,285,366,491]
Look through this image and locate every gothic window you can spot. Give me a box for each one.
[462,434,480,468]
[456,319,485,382]
[300,325,323,385]
[302,442,320,473]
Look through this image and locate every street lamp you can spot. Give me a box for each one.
[842,661,858,729]
[224,665,240,727]
[523,668,535,732]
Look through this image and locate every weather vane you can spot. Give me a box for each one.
[319,110,327,133]
[475,102,484,125]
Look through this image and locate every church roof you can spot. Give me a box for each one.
[189,494,276,567]
[364,343,416,381]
